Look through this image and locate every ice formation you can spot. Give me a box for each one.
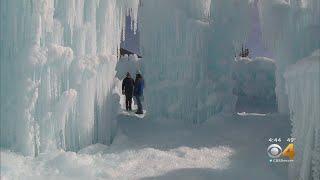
[0,0,259,153]
[232,57,276,112]
[1,0,319,179]
[258,0,320,179]
[139,0,251,124]
[258,0,320,113]
[284,50,320,180]
[116,54,142,80]
[0,0,139,156]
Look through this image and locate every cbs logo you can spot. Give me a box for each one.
[267,144,295,160]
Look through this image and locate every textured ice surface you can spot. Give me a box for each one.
[139,0,251,124]
[116,54,142,80]
[0,0,253,156]
[284,50,320,180]
[0,0,139,155]
[258,0,320,113]
[1,0,318,179]
[233,57,276,113]
[258,1,320,179]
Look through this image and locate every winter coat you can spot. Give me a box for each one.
[134,78,144,97]
[122,77,134,96]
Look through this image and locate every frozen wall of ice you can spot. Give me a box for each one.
[258,0,320,113]
[139,0,251,124]
[208,0,252,114]
[284,50,320,180]
[0,0,139,156]
[258,0,320,179]
[232,57,276,113]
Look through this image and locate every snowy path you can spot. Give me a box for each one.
[1,113,290,180]
[116,113,291,180]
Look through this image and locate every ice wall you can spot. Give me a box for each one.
[232,57,276,113]
[139,0,251,124]
[0,0,139,156]
[208,0,252,113]
[258,0,320,113]
[258,0,320,179]
[284,50,320,180]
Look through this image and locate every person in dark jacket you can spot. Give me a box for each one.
[134,71,145,114]
[122,72,134,111]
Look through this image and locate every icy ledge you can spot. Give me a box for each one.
[284,49,320,180]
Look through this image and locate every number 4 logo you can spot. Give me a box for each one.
[282,143,295,160]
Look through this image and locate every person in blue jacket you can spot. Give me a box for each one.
[134,71,145,114]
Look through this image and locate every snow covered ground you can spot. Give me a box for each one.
[1,113,291,180]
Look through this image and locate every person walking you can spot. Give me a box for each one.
[134,71,145,114]
[122,72,134,111]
